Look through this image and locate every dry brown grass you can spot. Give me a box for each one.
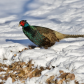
[46,70,79,84]
[0,59,80,84]
[0,60,49,83]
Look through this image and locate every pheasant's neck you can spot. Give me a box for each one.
[24,23,29,27]
[23,23,35,30]
[22,25,36,41]
[23,24,36,35]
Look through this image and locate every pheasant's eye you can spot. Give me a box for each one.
[20,21,25,26]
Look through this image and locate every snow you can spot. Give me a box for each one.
[4,77,12,84]
[0,0,84,84]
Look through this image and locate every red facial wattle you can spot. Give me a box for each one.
[20,21,25,26]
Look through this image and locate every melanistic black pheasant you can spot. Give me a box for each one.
[19,20,84,49]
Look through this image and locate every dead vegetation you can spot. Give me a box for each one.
[0,60,49,83]
[0,61,80,84]
[46,70,79,84]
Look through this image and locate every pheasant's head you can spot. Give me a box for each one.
[19,20,29,27]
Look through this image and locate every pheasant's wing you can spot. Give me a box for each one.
[33,26,53,34]
[33,26,59,42]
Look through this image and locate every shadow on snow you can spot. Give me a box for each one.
[6,39,36,46]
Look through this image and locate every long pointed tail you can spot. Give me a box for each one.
[54,31,84,40]
[65,34,84,38]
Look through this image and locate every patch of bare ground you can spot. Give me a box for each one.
[46,70,79,84]
[0,60,50,83]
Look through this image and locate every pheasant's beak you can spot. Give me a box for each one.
[18,24,21,27]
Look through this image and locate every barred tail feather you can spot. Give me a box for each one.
[54,31,84,40]
[65,34,84,38]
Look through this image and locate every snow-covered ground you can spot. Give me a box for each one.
[0,0,84,84]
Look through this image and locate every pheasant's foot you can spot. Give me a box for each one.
[28,45,37,49]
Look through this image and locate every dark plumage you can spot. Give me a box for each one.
[19,20,84,49]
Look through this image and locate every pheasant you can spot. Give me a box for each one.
[19,20,84,49]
